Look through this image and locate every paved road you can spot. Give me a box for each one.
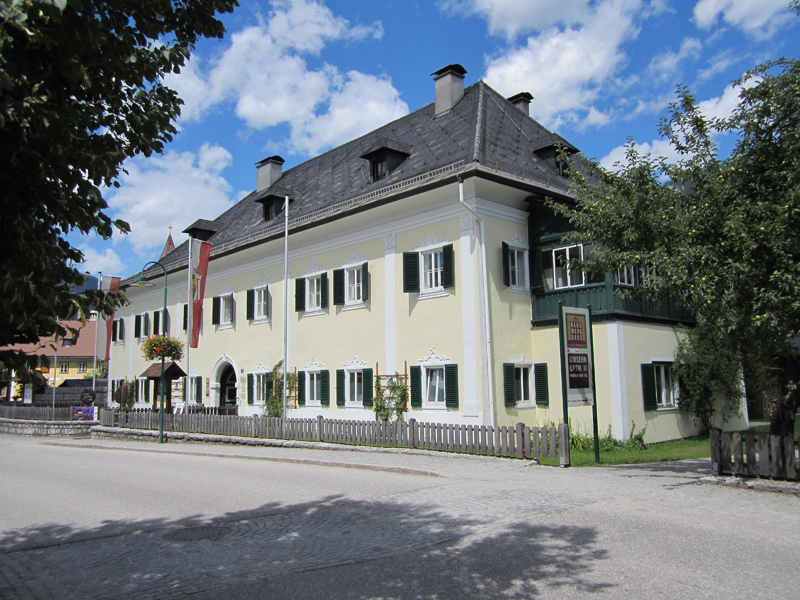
[1,434,798,599]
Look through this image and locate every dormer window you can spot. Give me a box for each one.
[371,158,388,182]
[254,187,296,224]
[531,134,579,177]
[361,138,412,184]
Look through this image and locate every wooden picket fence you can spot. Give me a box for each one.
[710,428,800,481]
[0,404,75,421]
[98,409,570,463]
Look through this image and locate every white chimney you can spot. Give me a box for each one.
[256,156,285,192]
[508,92,533,116]
[431,64,467,116]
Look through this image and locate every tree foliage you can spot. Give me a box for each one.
[551,3,800,433]
[0,0,237,376]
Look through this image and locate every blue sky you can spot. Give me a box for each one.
[74,0,800,278]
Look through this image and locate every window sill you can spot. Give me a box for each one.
[506,286,530,295]
[251,317,269,325]
[418,288,449,301]
[303,308,325,317]
[543,282,605,293]
[346,402,365,407]
[342,302,367,312]
[515,401,537,409]
[422,403,448,410]
[656,405,679,412]
[218,323,233,331]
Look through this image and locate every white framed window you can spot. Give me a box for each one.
[513,365,532,404]
[308,371,322,404]
[59,363,69,374]
[114,318,125,344]
[422,249,444,292]
[347,370,364,404]
[140,313,151,338]
[62,338,73,347]
[220,293,234,329]
[654,362,678,408]
[77,362,87,374]
[425,366,446,404]
[543,243,603,290]
[345,266,363,306]
[254,286,268,321]
[503,240,529,292]
[137,377,149,403]
[616,266,637,286]
[254,373,269,404]
[306,275,322,313]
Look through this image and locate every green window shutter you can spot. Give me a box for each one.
[531,247,544,291]
[641,364,657,411]
[442,244,454,288]
[183,304,188,331]
[321,370,330,406]
[246,289,255,320]
[195,376,202,403]
[153,311,160,335]
[144,379,150,403]
[445,364,459,408]
[361,262,369,301]
[336,369,345,406]
[320,273,329,309]
[247,373,254,405]
[363,368,374,407]
[135,315,141,338]
[182,377,187,402]
[266,287,270,319]
[295,278,305,312]
[297,371,305,405]
[502,242,511,287]
[164,309,169,334]
[410,366,422,407]
[135,379,140,400]
[503,363,516,406]
[212,296,221,325]
[118,318,124,341]
[403,252,419,293]
[333,269,345,305]
[534,363,549,406]
[265,373,273,400]
[111,320,117,342]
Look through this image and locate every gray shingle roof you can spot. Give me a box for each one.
[140,81,577,281]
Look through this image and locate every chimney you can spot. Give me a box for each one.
[256,156,285,192]
[431,64,467,116]
[508,92,533,116]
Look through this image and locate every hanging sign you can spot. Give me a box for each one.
[561,306,595,407]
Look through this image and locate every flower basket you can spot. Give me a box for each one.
[141,335,184,362]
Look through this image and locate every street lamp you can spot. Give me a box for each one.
[138,261,167,443]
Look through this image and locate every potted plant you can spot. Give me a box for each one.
[141,335,185,362]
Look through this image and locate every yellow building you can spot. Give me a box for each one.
[109,65,747,443]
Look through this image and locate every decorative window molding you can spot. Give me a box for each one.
[302,356,326,407]
[418,347,452,365]
[416,229,449,251]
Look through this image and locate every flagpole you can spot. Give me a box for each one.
[282,195,289,418]
[186,236,192,403]
[92,272,101,393]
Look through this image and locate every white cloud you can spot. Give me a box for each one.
[164,0,398,157]
[77,244,126,276]
[697,81,743,121]
[439,0,590,39]
[693,0,794,39]
[647,37,702,81]
[288,71,409,156]
[483,0,644,130]
[105,143,235,256]
[599,138,681,171]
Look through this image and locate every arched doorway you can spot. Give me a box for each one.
[219,364,238,407]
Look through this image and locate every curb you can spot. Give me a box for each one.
[698,475,800,497]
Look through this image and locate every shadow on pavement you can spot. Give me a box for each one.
[1,495,613,599]
[602,458,711,479]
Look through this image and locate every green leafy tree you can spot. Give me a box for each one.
[552,1,800,435]
[0,0,237,378]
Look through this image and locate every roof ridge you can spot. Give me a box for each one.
[471,81,485,163]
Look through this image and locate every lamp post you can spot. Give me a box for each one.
[138,261,167,443]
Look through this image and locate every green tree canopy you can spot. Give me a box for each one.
[0,0,237,376]
[552,2,800,433]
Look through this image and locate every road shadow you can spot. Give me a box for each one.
[1,495,613,599]
[602,458,711,480]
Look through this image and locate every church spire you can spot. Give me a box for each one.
[159,226,176,260]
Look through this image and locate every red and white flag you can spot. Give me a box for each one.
[103,276,121,361]
[188,240,211,348]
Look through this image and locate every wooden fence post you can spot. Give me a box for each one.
[515,422,525,459]
[771,435,784,479]
[408,418,416,449]
[732,432,743,475]
[720,432,731,475]
[317,415,324,442]
[758,433,770,477]
[710,428,720,475]
[745,433,756,476]
[558,422,570,467]
[784,436,797,481]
